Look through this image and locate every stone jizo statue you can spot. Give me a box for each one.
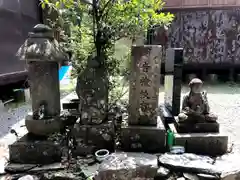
[178,78,217,123]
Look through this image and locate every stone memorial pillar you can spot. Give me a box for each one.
[164,48,183,116]
[16,24,67,136]
[121,45,166,153]
[129,45,161,125]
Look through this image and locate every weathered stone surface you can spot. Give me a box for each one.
[158,153,240,180]
[73,140,96,156]
[9,133,62,164]
[175,133,228,156]
[5,163,37,173]
[73,121,115,152]
[177,122,220,133]
[18,175,39,180]
[155,167,170,179]
[169,124,228,156]
[28,61,61,118]
[16,24,68,136]
[42,171,86,180]
[25,115,63,136]
[129,45,162,126]
[121,117,166,153]
[76,56,108,125]
[94,152,158,180]
[5,163,65,174]
[17,24,67,62]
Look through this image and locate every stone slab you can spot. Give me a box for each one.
[94,152,158,180]
[158,153,240,180]
[169,124,228,156]
[9,133,62,164]
[72,121,115,152]
[121,116,166,153]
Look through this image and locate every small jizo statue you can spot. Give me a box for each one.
[178,78,217,123]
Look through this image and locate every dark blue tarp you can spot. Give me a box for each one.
[0,0,41,85]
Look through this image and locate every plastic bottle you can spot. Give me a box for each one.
[167,130,175,150]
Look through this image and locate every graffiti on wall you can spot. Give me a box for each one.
[155,9,240,64]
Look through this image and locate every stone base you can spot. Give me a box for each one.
[121,116,166,153]
[177,122,219,133]
[9,133,62,164]
[72,121,115,155]
[169,124,228,156]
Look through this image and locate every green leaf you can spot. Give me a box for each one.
[55,1,60,8]
[41,2,46,9]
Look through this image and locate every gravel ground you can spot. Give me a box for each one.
[0,84,240,152]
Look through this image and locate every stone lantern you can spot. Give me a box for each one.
[17,24,68,136]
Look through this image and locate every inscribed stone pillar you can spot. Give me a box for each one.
[129,45,162,126]
[164,48,183,116]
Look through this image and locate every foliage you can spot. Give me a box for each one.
[40,0,174,101]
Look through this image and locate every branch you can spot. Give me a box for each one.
[99,0,113,18]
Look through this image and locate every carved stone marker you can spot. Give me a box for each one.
[164,48,183,116]
[9,24,68,164]
[121,45,166,153]
[129,45,161,126]
[16,24,67,135]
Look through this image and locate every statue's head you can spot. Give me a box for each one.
[189,78,203,94]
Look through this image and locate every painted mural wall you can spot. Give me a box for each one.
[154,9,240,64]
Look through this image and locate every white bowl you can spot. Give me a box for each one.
[95,149,109,162]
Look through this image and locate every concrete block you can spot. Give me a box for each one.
[121,116,166,153]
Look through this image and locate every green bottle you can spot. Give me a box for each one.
[167,130,175,150]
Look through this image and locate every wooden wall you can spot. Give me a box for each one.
[164,0,240,9]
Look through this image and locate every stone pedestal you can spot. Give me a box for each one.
[9,134,62,164]
[121,116,166,153]
[169,123,228,156]
[164,48,183,116]
[177,122,219,133]
[73,121,115,156]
